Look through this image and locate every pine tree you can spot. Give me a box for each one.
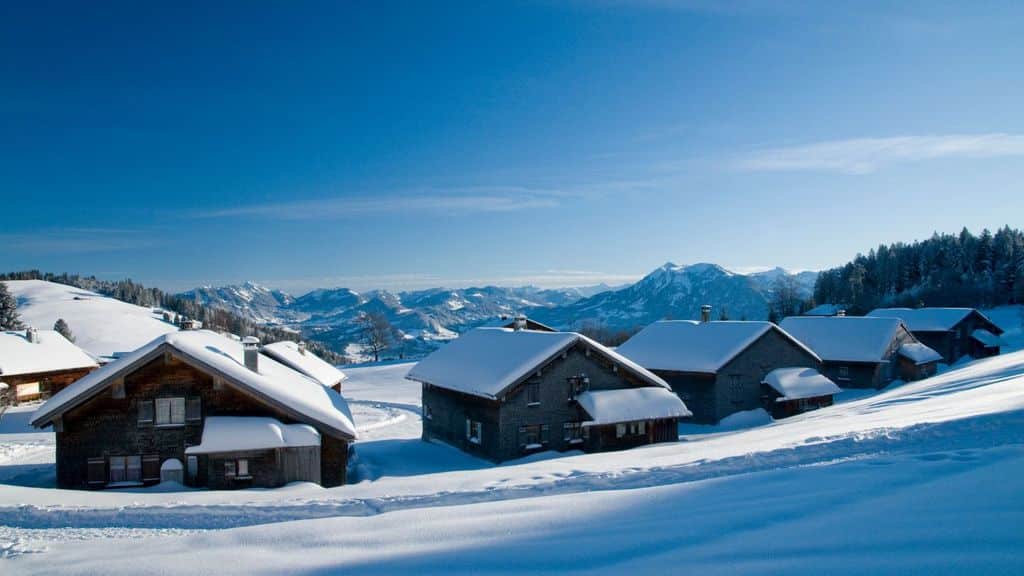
[0,282,24,330]
[54,318,75,342]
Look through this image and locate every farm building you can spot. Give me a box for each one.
[0,328,98,405]
[761,367,842,419]
[408,327,688,462]
[616,315,822,424]
[262,340,347,392]
[780,316,942,389]
[30,329,356,490]
[866,308,1004,364]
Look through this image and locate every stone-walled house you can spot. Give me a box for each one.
[866,308,1004,364]
[780,316,942,389]
[408,327,689,463]
[616,319,822,424]
[31,330,356,490]
[0,328,98,405]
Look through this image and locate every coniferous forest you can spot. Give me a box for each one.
[813,226,1024,314]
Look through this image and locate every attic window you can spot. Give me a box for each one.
[525,382,541,406]
[111,379,125,399]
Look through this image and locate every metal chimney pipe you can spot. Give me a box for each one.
[700,305,711,323]
[242,337,260,372]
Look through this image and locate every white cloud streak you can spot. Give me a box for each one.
[737,133,1024,175]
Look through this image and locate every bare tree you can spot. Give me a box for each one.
[769,275,803,323]
[357,311,397,362]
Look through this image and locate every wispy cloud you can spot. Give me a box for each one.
[194,187,577,220]
[0,228,162,254]
[736,133,1024,174]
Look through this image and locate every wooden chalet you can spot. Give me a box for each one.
[866,308,1005,364]
[0,328,98,405]
[407,327,688,463]
[262,340,347,392]
[30,330,357,490]
[760,367,841,419]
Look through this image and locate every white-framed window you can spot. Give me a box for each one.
[616,423,626,438]
[237,459,250,478]
[465,418,482,444]
[137,400,154,424]
[186,397,202,421]
[563,422,584,443]
[155,397,186,426]
[616,421,646,438]
[838,366,850,380]
[525,382,541,406]
[108,455,141,483]
[224,460,236,477]
[518,424,550,449]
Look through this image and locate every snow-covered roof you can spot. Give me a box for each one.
[866,307,1001,333]
[779,316,905,363]
[971,329,1004,348]
[897,342,944,366]
[261,341,347,388]
[804,304,846,316]
[761,367,841,402]
[185,416,321,454]
[616,321,817,374]
[0,329,98,377]
[477,316,558,332]
[31,330,356,439]
[577,387,691,426]
[406,328,668,399]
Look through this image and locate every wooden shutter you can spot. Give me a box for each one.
[186,397,202,421]
[138,400,154,425]
[142,455,160,481]
[171,398,186,424]
[126,455,142,482]
[155,398,170,425]
[87,457,106,485]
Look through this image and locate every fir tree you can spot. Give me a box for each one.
[54,318,75,342]
[0,282,24,330]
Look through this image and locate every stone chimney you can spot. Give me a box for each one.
[513,314,527,331]
[837,309,846,317]
[298,341,307,355]
[242,337,260,372]
[26,326,39,343]
[700,305,712,323]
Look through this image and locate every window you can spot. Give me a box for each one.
[111,379,125,399]
[424,404,433,420]
[563,422,584,444]
[729,375,744,400]
[225,459,250,479]
[616,422,646,438]
[224,460,236,478]
[138,400,154,425]
[109,456,126,483]
[567,374,589,399]
[142,455,161,481]
[465,418,482,444]
[187,456,198,481]
[155,397,186,426]
[525,382,541,406]
[186,397,202,422]
[126,455,141,482]
[237,459,250,478]
[519,424,549,449]
[838,366,850,380]
[616,423,627,438]
[87,457,105,485]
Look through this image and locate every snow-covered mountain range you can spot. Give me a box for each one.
[177,263,818,361]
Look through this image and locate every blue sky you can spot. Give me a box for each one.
[2,1,1023,294]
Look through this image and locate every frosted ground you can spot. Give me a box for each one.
[1,285,1022,573]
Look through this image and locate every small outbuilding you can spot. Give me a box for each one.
[408,327,688,462]
[866,308,1005,363]
[0,328,98,405]
[761,367,841,419]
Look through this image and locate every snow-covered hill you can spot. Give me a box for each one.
[3,280,178,362]
[2,347,1023,572]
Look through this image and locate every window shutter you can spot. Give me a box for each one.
[87,457,106,485]
[142,455,160,481]
[126,455,142,482]
[155,398,169,425]
[186,397,202,421]
[171,398,186,424]
[109,456,126,483]
[237,459,249,477]
[465,418,471,439]
[138,400,154,425]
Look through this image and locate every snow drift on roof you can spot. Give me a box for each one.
[866,308,982,332]
[762,367,841,402]
[262,341,346,388]
[185,417,321,454]
[0,329,98,377]
[780,316,904,363]
[407,328,668,399]
[577,387,691,426]
[898,342,944,365]
[616,321,807,373]
[971,329,1004,348]
[31,330,356,439]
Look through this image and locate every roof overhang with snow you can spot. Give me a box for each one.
[577,387,691,426]
[762,367,842,402]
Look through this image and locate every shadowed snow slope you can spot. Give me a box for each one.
[3,351,1024,573]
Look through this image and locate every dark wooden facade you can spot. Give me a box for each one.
[818,325,924,389]
[654,328,821,424]
[421,343,680,463]
[1,366,96,405]
[907,311,1004,364]
[760,384,834,419]
[49,352,350,490]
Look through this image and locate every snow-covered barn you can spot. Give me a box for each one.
[407,327,688,462]
[31,329,356,490]
[760,367,842,418]
[616,318,821,424]
[780,316,942,388]
[0,328,98,405]
[866,307,1004,363]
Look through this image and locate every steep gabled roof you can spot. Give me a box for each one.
[616,321,818,374]
[780,316,906,363]
[261,341,347,388]
[406,327,668,400]
[30,330,356,439]
[866,307,1004,334]
[0,329,98,377]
